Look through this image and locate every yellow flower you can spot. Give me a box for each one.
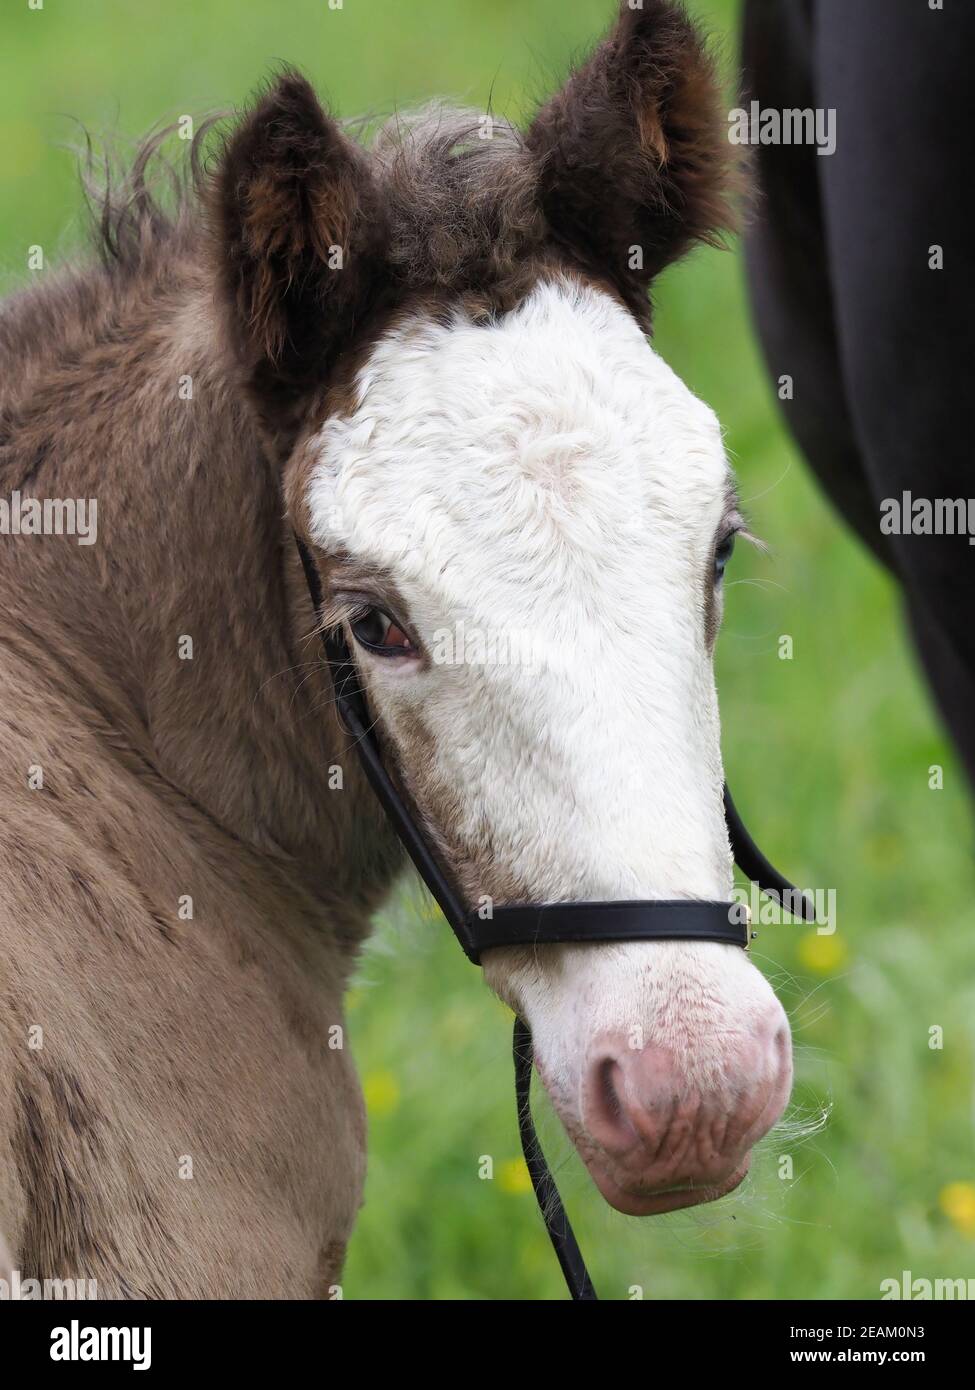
[796,931,848,975]
[363,1070,400,1117]
[939,1182,975,1236]
[498,1158,533,1195]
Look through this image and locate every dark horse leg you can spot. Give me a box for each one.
[742,0,975,786]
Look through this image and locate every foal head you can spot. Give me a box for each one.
[214,0,791,1215]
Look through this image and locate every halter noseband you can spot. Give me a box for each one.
[295,533,816,1300]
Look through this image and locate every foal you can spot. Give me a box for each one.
[0,0,790,1297]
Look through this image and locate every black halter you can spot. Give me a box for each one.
[295,534,816,1300]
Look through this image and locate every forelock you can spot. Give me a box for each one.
[366,104,549,302]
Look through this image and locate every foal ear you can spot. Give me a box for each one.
[214,71,387,444]
[526,0,733,321]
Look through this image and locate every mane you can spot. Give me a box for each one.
[71,96,544,296]
[0,121,216,417]
[368,103,545,300]
[76,114,225,276]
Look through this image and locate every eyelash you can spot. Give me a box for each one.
[345,601,417,656]
[714,527,739,581]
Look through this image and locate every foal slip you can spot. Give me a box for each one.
[295,532,817,1301]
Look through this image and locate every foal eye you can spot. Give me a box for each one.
[349,606,415,655]
[713,531,737,584]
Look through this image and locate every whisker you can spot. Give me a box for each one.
[741,458,795,506]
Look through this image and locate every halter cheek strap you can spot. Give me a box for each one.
[294,533,817,1300]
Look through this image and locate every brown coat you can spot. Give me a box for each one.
[0,241,401,1296]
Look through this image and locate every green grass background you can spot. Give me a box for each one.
[3,0,973,1300]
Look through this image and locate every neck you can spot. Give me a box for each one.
[0,246,400,923]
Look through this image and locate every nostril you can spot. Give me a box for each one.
[598,1057,624,1122]
[769,1015,793,1078]
[751,1006,793,1061]
[742,1010,792,1097]
[582,1018,792,1166]
[583,1054,639,1152]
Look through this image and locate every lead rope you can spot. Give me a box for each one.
[297,531,593,1298]
[513,1017,598,1300]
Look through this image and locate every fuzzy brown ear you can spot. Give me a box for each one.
[526,0,734,323]
[214,71,388,447]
